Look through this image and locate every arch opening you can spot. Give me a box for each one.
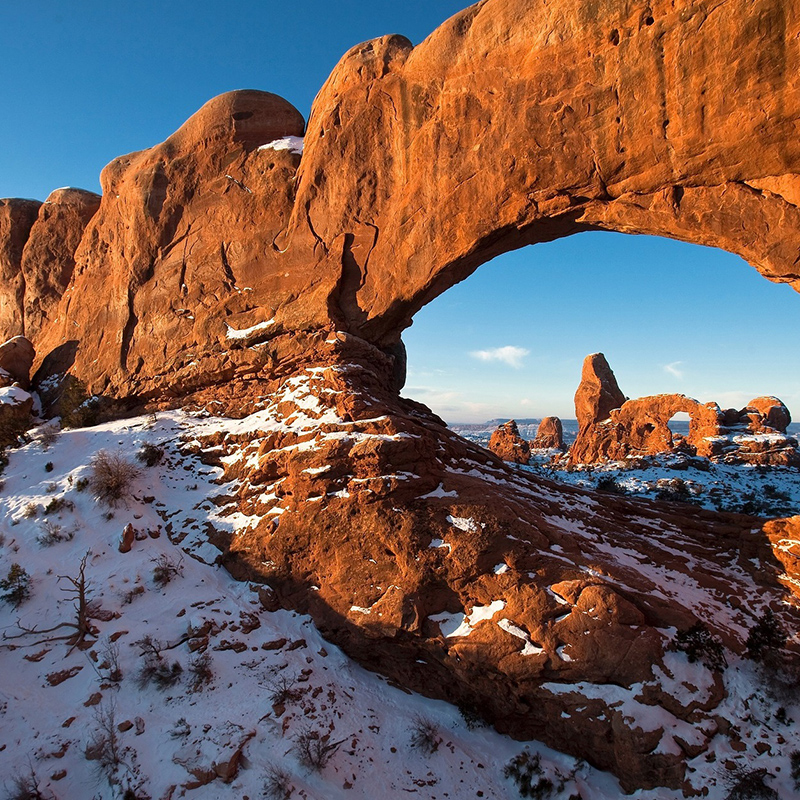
[402,230,800,438]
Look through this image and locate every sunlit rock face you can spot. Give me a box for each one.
[3,0,800,791]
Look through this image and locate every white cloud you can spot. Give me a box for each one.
[663,361,684,379]
[470,346,530,369]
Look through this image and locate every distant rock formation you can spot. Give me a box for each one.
[574,354,627,433]
[570,354,799,466]
[488,419,531,463]
[532,416,565,451]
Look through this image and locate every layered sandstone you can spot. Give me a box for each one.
[488,419,531,463]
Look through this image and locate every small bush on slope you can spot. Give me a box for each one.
[0,563,31,608]
[746,609,787,663]
[88,450,140,506]
[503,751,554,799]
[672,622,727,672]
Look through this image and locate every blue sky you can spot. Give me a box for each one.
[3,1,799,422]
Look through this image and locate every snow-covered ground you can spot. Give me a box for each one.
[523,451,800,517]
[0,411,798,798]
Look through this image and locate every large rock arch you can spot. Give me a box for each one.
[0,0,796,399]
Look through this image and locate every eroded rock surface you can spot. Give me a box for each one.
[489,419,531,463]
[0,336,35,388]
[532,416,565,451]
[0,0,796,400]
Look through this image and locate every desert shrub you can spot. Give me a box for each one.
[723,766,778,800]
[596,475,626,495]
[458,701,487,731]
[672,622,727,672]
[44,482,57,494]
[263,764,294,799]
[655,478,698,504]
[151,553,183,587]
[746,609,786,663]
[35,424,60,451]
[409,715,441,755]
[59,376,99,429]
[136,442,164,467]
[292,726,341,772]
[5,764,48,800]
[188,652,213,691]
[122,585,145,605]
[74,477,89,492]
[98,639,123,684]
[22,502,38,519]
[88,450,140,506]
[504,751,554,799]
[43,497,74,516]
[268,674,301,706]
[790,751,800,791]
[36,521,75,547]
[137,654,182,690]
[0,563,31,607]
[84,702,124,781]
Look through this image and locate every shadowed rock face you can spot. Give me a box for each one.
[4,0,800,791]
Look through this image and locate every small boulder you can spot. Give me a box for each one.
[0,385,33,446]
[741,396,791,433]
[119,523,135,553]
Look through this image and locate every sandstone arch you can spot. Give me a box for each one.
[0,0,794,400]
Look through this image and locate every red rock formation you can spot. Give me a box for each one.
[0,336,35,388]
[570,355,798,466]
[0,199,40,342]
[531,416,564,450]
[574,354,627,429]
[741,396,791,433]
[0,385,33,446]
[488,420,531,463]
[0,0,795,400]
[2,1,800,790]
[20,188,100,341]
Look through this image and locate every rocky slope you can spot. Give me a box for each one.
[2,410,800,799]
